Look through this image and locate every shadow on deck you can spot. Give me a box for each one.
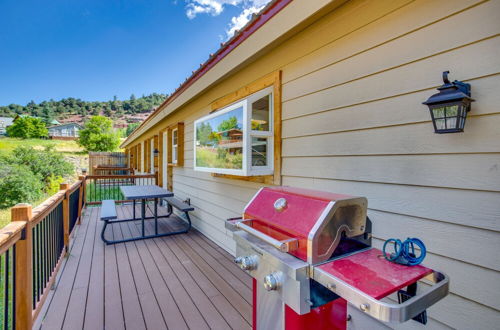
[34,204,252,330]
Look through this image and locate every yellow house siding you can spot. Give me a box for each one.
[127,0,499,328]
[277,0,500,328]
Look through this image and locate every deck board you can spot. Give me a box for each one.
[36,204,252,330]
[84,212,106,330]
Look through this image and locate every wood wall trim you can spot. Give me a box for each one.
[209,70,282,185]
[211,173,274,184]
[211,70,281,111]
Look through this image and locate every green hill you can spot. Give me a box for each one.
[0,93,167,123]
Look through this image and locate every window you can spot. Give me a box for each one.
[172,128,178,164]
[194,86,273,176]
[167,123,183,167]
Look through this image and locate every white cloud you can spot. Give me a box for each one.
[185,0,242,19]
[225,4,266,38]
[184,0,272,39]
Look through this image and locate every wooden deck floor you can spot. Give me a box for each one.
[35,204,252,330]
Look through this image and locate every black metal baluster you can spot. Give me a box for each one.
[42,218,46,292]
[55,206,59,259]
[46,215,50,290]
[53,207,57,266]
[60,204,64,255]
[1,253,5,328]
[4,249,10,330]
[56,206,60,256]
[12,246,16,330]
[32,226,36,309]
[49,211,53,276]
[43,218,47,293]
[37,223,41,304]
[55,206,59,258]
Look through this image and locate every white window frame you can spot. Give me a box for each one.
[193,86,273,176]
[172,128,178,164]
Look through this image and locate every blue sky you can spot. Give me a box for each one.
[0,0,271,105]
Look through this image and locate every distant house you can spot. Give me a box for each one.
[0,117,14,135]
[217,128,243,151]
[48,123,82,140]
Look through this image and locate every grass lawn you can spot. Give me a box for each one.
[0,137,84,155]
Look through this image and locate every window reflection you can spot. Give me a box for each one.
[251,95,270,131]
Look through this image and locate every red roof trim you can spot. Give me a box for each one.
[123,0,293,146]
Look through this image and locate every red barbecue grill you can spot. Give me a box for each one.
[226,186,449,329]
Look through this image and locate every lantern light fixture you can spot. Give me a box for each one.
[153,148,159,157]
[423,71,474,133]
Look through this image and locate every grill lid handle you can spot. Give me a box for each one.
[225,218,298,253]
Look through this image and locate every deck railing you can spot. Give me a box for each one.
[84,173,157,205]
[0,172,157,329]
[0,179,85,330]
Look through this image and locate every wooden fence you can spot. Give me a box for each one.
[92,166,134,176]
[88,152,127,174]
[0,178,85,330]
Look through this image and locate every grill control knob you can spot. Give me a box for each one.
[234,255,258,271]
[263,272,283,291]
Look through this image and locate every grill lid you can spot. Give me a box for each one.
[242,187,367,264]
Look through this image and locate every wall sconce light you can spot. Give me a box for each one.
[423,71,474,133]
[153,148,159,157]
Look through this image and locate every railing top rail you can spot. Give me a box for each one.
[86,174,155,179]
[0,221,26,255]
[31,190,66,226]
[68,180,82,194]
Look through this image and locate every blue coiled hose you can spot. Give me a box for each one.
[383,237,426,266]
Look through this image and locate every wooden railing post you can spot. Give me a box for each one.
[60,183,70,252]
[78,176,85,224]
[12,203,33,330]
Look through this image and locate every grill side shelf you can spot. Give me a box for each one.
[311,249,449,323]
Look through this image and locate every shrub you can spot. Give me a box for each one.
[231,152,243,168]
[6,116,48,139]
[46,174,65,195]
[77,116,120,152]
[9,146,74,184]
[0,161,44,208]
